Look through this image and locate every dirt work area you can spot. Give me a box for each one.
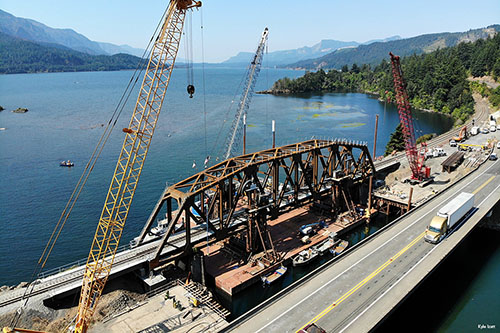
[0,275,145,332]
[376,93,499,207]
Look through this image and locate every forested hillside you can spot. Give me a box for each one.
[269,33,500,123]
[0,32,141,74]
[289,25,500,70]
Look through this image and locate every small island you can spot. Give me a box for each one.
[12,107,28,113]
[262,33,500,126]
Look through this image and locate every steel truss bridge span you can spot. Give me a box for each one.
[137,139,375,266]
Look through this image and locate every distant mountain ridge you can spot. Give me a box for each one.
[288,25,500,70]
[0,31,141,74]
[0,9,144,57]
[223,36,401,66]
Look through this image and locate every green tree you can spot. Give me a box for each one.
[492,58,500,81]
[351,63,360,74]
[385,124,405,156]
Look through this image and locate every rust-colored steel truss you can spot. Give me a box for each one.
[138,139,375,265]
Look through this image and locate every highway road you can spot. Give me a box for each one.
[227,148,500,333]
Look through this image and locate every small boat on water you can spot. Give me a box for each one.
[261,266,287,285]
[330,239,349,256]
[60,160,74,167]
[292,247,319,266]
[314,235,341,255]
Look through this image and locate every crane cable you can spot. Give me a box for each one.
[209,67,248,160]
[265,41,269,126]
[184,11,195,98]
[200,7,208,157]
[10,7,169,329]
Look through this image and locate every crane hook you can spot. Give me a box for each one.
[187,84,195,98]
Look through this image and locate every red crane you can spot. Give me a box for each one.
[389,52,429,181]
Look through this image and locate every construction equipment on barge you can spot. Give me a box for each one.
[137,139,375,270]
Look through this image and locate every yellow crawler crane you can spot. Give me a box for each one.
[74,1,201,332]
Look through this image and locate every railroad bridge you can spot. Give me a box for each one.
[138,138,375,268]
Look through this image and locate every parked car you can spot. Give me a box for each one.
[490,153,498,161]
[497,142,500,149]
[481,127,489,134]
[490,125,496,132]
[433,148,446,157]
[449,140,457,147]
[497,124,500,130]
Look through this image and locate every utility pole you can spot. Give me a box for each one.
[243,113,247,154]
[373,114,379,159]
[272,120,276,148]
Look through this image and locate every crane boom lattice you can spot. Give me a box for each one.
[74,1,201,332]
[389,52,427,180]
[223,28,269,160]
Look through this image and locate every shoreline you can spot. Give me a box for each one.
[258,88,455,120]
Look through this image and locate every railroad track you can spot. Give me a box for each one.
[375,98,489,170]
[0,227,210,309]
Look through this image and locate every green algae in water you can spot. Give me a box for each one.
[341,122,366,128]
[311,112,337,119]
[299,102,335,110]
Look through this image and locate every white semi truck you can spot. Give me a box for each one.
[425,192,475,244]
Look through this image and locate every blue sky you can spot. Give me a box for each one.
[2,0,499,62]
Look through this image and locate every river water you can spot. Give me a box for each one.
[1,68,491,330]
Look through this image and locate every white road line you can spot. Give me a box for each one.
[339,180,500,333]
[252,160,498,333]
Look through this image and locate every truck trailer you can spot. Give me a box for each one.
[425,192,475,244]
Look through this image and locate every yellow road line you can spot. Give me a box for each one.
[296,231,426,332]
[297,175,496,332]
[473,175,495,195]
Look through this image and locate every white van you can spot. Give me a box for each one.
[433,148,446,157]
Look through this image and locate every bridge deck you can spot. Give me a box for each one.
[0,220,222,314]
[203,206,367,297]
[225,155,500,333]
